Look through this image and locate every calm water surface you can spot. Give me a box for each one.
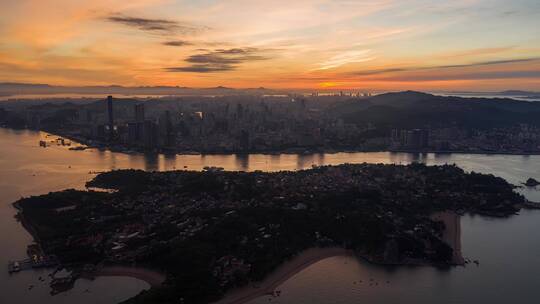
[0,128,539,304]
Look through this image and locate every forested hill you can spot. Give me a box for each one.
[329,91,540,129]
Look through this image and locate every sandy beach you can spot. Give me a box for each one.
[214,247,352,304]
[217,213,464,304]
[431,211,465,265]
[95,266,166,287]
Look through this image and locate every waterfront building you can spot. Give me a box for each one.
[392,128,429,150]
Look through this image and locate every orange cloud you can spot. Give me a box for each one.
[0,0,539,91]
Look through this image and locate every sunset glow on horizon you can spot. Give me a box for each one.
[1,0,540,91]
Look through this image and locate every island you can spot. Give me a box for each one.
[13,163,525,303]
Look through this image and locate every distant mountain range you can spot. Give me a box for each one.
[439,90,540,96]
[2,82,539,98]
[498,90,540,96]
[0,83,280,96]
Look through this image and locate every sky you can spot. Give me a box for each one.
[1,0,540,91]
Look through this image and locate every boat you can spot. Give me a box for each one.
[69,146,86,151]
[8,261,21,273]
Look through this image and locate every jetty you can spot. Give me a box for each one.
[7,255,59,274]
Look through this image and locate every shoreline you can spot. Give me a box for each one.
[217,212,465,304]
[4,127,540,157]
[431,212,464,265]
[12,202,43,245]
[93,266,166,287]
[13,202,166,288]
[213,247,353,304]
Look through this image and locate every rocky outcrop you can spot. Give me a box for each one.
[525,178,540,187]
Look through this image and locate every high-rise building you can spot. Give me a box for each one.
[107,95,114,141]
[158,111,176,147]
[405,129,429,149]
[0,108,7,124]
[127,122,139,144]
[392,128,429,150]
[236,104,244,119]
[77,108,92,124]
[239,129,250,151]
[143,120,158,148]
[135,103,145,122]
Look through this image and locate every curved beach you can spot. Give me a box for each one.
[95,266,166,287]
[217,213,464,304]
[431,211,464,265]
[214,247,352,304]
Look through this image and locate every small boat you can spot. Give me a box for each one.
[8,261,21,273]
[13,261,21,272]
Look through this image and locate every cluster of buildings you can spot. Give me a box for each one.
[81,96,176,150]
[391,129,430,150]
[3,94,540,154]
[442,125,540,153]
[389,124,540,153]
[69,95,368,153]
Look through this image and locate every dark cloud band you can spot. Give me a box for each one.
[162,40,193,47]
[106,14,207,35]
[351,58,540,77]
[166,47,271,73]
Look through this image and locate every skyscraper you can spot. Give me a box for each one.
[405,129,429,150]
[158,110,176,147]
[135,103,145,122]
[107,95,114,141]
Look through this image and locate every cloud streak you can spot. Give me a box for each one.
[162,40,193,47]
[378,70,540,82]
[351,58,540,76]
[106,14,207,35]
[438,58,540,69]
[166,48,271,73]
[316,50,375,70]
[438,47,515,59]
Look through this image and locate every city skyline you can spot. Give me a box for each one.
[1,0,540,91]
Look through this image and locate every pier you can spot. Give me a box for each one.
[8,255,59,274]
